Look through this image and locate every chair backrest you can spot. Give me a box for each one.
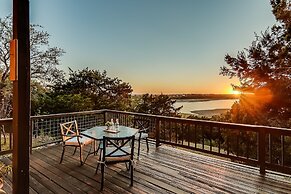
[60,120,79,142]
[133,118,150,132]
[102,135,135,162]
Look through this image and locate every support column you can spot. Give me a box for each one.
[12,0,30,193]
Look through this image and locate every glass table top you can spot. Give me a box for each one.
[81,125,139,140]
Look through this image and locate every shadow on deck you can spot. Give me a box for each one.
[3,142,291,193]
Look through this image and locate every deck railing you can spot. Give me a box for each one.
[105,109,291,175]
[0,109,291,175]
[30,110,105,148]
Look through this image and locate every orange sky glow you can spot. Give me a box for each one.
[0,0,276,94]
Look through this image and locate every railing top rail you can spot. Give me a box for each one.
[1,109,290,133]
[0,118,12,122]
[0,118,13,127]
[104,109,291,133]
[30,109,106,119]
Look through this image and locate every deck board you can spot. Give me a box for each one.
[3,142,291,194]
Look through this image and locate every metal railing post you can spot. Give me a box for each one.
[258,128,266,175]
[29,118,33,154]
[155,118,160,147]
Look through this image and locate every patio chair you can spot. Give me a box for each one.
[97,135,135,190]
[133,118,150,158]
[59,120,94,165]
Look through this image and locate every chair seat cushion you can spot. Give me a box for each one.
[105,146,131,162]
[65,135,93,146]
[135,132,148,140]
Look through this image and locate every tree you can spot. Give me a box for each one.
[51,68,133,112]
[0,14,65,117]
[220,0,291,127]
[0,79,12,118]
[217,1,291,162]
[271,0,291,40]
[30,81,93,115]
[32,93,93,115]
[0,15,65,85]
[134,93,182,117]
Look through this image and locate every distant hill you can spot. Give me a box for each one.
[169,94,239,100]
[131,93,243,100]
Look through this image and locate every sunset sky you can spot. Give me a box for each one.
[0,0,276,94]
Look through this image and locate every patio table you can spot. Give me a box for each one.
[81,125,139,141]
[80,125,139,162]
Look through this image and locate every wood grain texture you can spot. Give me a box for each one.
[2,142,291,193]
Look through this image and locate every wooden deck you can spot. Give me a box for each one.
[3,142,291,194]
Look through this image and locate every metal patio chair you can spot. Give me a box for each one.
[133,118,150,158]
[59,120,94,165]
[96,135,135,190]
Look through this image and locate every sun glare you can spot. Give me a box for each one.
[227,87,241,95]
[232,90,241,95]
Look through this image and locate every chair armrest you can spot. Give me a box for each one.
[139,128,149,133]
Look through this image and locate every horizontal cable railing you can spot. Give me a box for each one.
[31,110,105,148]
[1,109,291,175]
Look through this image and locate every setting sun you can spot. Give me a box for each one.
[226,87,241,95]
[232,90,241,95]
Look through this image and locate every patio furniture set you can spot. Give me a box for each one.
[59,119,150,190]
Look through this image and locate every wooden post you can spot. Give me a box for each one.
[258,128,266,175]
[12,0,30,193]
[155,118,160,147]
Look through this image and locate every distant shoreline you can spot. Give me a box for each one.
[174,97,238,117]
[175,98,234,103]
[190,108,229,117]
[171,94,239,100]
[133,93,240,101]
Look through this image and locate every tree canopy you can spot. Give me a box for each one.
[134,93,182,117]
[33,69,185,116]
[0,14,65,118]
[220,0,291,127]
[37,68,133,114]
[0,14,65,86]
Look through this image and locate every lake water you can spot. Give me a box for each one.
[174,99,238,114]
